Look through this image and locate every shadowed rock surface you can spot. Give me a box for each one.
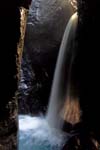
[63,0,100,149]
[18,0,74,114]
[0,1,31,149]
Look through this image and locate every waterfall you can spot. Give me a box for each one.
[18,12,78,150]
[46,13,78,129]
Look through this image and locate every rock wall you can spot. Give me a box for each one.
[62,0,100,149]
[0,1,31,149]
[18,0,74,114]
[77,0,100,141]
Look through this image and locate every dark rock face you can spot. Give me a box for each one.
[61,0,100,148]
[77,0,100,140]
[25,0,73,65]
[18,0,74,114]
[0,5,20,150]
[0,0,31,149]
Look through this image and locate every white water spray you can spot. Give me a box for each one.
[18,115,70,150]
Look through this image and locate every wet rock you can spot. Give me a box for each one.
[18,0,74,114]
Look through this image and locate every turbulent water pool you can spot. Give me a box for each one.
[18,115,70,150]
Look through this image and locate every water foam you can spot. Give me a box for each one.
[18,115,70,150]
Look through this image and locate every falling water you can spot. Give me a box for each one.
[46,12,78,129]
[19,12,78,150]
